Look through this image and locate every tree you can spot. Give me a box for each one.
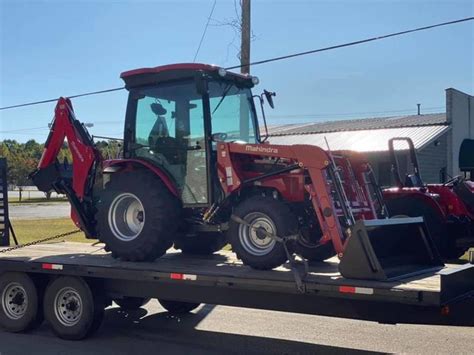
[0,138,121,189]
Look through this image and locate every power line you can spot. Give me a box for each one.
[0,16,472,112]
[0,126,49,133]
[0,87,124,111]
[193,0,217,62]
[225,17,474,70]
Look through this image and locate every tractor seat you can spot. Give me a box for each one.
[453,179,474,211]
[404,174,423,188]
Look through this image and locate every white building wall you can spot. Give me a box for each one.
[446,88,474,176]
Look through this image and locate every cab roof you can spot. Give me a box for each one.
[120,63,253,90]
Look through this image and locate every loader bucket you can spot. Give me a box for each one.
[339,217,444,281]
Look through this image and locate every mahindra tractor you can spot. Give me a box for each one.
[384,137,474,259]
[31,63,442,280]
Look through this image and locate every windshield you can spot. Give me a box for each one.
[208,81,258,144]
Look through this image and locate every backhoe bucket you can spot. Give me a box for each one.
[339,217,444,281]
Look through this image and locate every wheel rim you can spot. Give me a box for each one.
[54,287,83,327]
[238,212,276,256]
[1,282,28,320]
[108,192,145,241]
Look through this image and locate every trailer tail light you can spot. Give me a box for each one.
[42,263,63,270]
[170,273,197,281]
[339,286,373,295]
[441,306,450,316]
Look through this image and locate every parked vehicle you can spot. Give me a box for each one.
[30,64,440,280]
[384,137,474,258]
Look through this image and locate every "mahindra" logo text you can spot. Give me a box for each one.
[245,145,279,154]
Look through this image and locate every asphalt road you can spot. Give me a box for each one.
[9,202,70,220]
[0,301,472,355]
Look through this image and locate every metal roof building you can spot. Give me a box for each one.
[268,88,473,186]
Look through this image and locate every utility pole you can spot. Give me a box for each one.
[241,0,251,74]
[239,0,251,140]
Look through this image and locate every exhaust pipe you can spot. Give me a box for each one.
[339,217,444,281]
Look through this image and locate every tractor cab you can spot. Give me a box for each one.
[120,64,262,206]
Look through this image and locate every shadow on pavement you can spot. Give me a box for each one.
[93,304,378,355]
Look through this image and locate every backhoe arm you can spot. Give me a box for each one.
[31,97,102,237]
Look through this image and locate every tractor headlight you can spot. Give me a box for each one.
[218,68,227,77]
[252,76,260,85]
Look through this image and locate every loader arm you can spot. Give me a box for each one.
[31,97,102,237]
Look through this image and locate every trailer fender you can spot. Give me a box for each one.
[103,159,179,197]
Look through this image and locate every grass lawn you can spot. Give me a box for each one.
[10,218,89,244]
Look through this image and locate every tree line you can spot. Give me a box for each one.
[0,139,122,187]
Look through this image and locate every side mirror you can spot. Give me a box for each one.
[263,90,276,109]
[211,132,228,142]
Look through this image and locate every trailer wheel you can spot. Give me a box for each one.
[174,232,227,255]
[385,197,460,258]
[0,272,43,332]
[44,276,104,340]
[114,297,150,311]
[96,171,179,261]
[228,196,297,270]
[158,299,200,314]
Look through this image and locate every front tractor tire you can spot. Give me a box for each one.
[228,196,297,270]
[96,171,180,262]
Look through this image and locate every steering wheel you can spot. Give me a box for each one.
[443,175,464,187]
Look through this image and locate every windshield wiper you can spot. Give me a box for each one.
[212,83,233,115]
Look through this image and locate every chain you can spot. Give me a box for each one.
[0,229,82,254]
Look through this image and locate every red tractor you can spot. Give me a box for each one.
[31,64,441,280]
[384,137,474,258]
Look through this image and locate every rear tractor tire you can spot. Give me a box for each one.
[96,171,180,262]
[385,196,463,259]
[228,195,298,270]
[173,232,227,255]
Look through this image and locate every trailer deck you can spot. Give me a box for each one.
[0,241,473,327]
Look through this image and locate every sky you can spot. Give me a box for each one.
[0,0,473,143]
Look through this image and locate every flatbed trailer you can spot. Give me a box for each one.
[0,242,473,340]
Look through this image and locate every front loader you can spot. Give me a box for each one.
[31,63,442,281]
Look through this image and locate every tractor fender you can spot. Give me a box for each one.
[383,188,447,221]
[103,159,179,197]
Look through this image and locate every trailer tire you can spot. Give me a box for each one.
[385,197,458,258]
[96,171,179,261]
[44,276,104,340]
[174,232,227,255]
[158,299,200,314]
[228,196,297,270]
[114,297,150,311]
[0,272,43,332]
